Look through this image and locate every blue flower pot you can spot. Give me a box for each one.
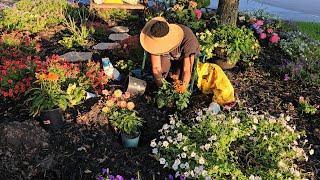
[121,130,141,148]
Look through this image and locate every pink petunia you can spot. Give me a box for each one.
[195,9,202,19]
[256,20,264,26]
[269,34,280,43]
[267,28,273,33]
[259,33,267,39]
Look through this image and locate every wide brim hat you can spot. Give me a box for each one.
[140,17,184,55]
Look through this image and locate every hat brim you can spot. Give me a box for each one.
[140,17,184,55]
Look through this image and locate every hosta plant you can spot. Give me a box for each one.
[151,110,313,179]
[155,75,191,111]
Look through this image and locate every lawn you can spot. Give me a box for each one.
[295,21,320,40]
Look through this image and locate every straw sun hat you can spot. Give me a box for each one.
[140,17,184,55]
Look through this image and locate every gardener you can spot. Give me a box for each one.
[140,17,200,87]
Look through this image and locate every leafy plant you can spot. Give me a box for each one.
[298,96,318,115]
[151,110,312,179]
[165,1,207,32]
[197,25,260,65]
[114,60,136,74]
[0,0,68,33]
[112,35,144,62]
[59,14,93,49]
[101,89,144,135]
[155,75,191,110]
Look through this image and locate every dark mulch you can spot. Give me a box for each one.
[1,21,320,180]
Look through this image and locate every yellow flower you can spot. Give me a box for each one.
[102,90,109,96]
[127,102,135,110]
[102,107,110,113]
[106,100,114,107]
[113,89,123,98]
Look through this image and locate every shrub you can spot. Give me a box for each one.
[151,110,312,179]
[0,0,68,33]
[197,25,260,65]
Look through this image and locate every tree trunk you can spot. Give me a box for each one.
[217,0,239,27]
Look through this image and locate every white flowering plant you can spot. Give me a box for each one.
[150,110,313,179]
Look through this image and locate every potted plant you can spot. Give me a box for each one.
[197,25,261,69]
[27,55,87,131]
[155,75,191,110]
[101,89,144,147]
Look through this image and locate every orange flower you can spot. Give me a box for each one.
[127,102,135,110]
[175,83,187,94]
[35,73,45,80]
[123,91,131,99]
[114,89,123,98]
[45,72,60,81]
[119,101,127,108]
[171,74,179,80]
[106,100,114,107]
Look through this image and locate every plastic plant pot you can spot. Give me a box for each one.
[39,108,64,131]
[121,130,141,148]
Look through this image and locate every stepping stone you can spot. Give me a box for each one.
[111,26,129,33]
[108,33,130,41]
[93,42,120,50]
[60,51,93,62]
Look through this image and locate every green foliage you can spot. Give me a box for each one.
[59,14,93,49]
[155,76,191,111]
[109,107,144,135]
[197,25,260,65]
[96,9,132,24]
[151,110,312,179]
[165,3,207,32]
[298,96,318,115]
[114,60,136,74]
[0,0,68,33]
[66,83,86,107]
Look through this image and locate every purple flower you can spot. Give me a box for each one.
[168,174,174,180]
[256,28,263,34]
[102,168,107,173]
[308,65,311,70]
[254,24,261,30]
[250,23,258,29]
[131,178,135,180]
[109,175,115,180]
[292,67,299,71]
[292,73,295,78]
[180,175,185,180]
[97,176,104,180]
[279,65,286,69]
[311,76,316,81]
[116,175,124,180]
[284,74,289,81]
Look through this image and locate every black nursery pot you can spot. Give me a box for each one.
[39,108,64,131]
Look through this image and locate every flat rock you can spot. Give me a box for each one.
[108,33,130,41]
[60,52,93,62]
[93,42,120,50]
[111,26,129,33]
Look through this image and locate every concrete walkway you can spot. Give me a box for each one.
[209,0,320,22]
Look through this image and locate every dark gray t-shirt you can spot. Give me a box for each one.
[163,24,200,60]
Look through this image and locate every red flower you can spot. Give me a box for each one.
[14,90,19,94]
[2,91,8,97]
[267,28,273,33]
[20,84,25,93]
[8,79,13,84]
[28,77,32,81]
[15,85,19,89]
[26,82,31,87]
[259,33,267,39]
[270,34,280,43]
[8,89,13,97]
[11,66,16,71]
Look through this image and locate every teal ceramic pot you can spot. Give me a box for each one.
[121,130,141,148]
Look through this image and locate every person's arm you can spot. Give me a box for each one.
[182,54,195,84]
[151,54,163,87]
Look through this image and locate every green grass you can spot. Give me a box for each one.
[294,21,320,40]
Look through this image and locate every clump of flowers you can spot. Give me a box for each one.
[0,31,42,53]
[101,89,144,135]
[155,75,191,110]
[96,168,138,180]
[298,96,318,115]
[165,1,206,32]
[113,35,144,62]
[151,110,312,179]
[0,55,38,98]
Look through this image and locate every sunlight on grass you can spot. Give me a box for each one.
[295,21,320,40]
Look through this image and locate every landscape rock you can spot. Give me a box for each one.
[60,51,93,62]
[110,26,129,33]
[93,42,120,50]
[108,33,130,41]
